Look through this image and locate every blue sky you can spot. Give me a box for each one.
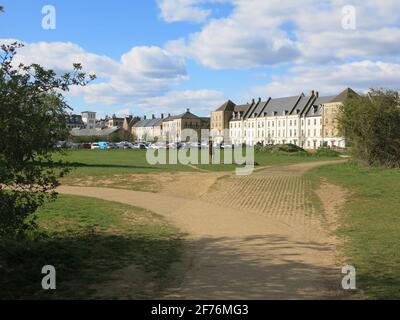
[1,0,399,118]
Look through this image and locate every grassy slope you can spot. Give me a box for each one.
[0,195,182,299]
[307,162,400,299]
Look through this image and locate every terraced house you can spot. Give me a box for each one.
[212,88,355,149]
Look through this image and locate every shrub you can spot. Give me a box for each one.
[315,148,341,157]
[339,89,400,167]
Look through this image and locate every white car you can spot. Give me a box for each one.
[91,143,100,150]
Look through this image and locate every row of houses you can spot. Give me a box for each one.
[211,88,355,149]
[68,88,354,148]
[132,109,210,142]
[67,109,211,142]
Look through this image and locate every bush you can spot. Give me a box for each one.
[257,144,309,156]
[339,89,400,167]
[315,148,341,157]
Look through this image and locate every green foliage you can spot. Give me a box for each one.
[314,148,342,157]
[69,135,104,143]
[339,89,400,167]
[257,144,309,155]
[0,42,95,238]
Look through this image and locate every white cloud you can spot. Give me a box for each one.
[136,89,225,114]
[157,0,212,23]
[165,0,400,69]
[251,60,400,98]
[1,39,224,115]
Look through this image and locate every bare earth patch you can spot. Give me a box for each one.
[58,160,355,299]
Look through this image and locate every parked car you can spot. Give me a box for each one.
[82,143,92,149]
[106,143,118,149]
[91,143,100,150]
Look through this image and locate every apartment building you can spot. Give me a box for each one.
[132,115,164,142]
[162,109,210,143]
[221,89,355,149]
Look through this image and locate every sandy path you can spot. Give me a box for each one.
[58,160,348,299]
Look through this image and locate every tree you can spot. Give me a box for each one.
[0,42,95,238]
[339,89,400,167]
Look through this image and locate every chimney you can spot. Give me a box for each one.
[168,113,171,117]
[311,90,315,96]
[186,108,190,113]
[252,99,255,104]
[161,113,164,119]
[258,97,261,103]
[152,114,155,119]
[144,115,147,120]
[315,91,319,98]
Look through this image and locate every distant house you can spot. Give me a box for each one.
[162,109,210,143]
[132,115,164,142]
[66,114,85,130]
[81,111,97,129]
[123,115,141,133]
[70,127,121,138]
[105,114,124,128]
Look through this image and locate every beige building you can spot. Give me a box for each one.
[105,115,124,128]
[132,115,164,142]
[211,100,236,143]
[216,88,355,149]
[162,109,210,143]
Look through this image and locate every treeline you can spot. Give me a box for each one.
[339,89,400,168]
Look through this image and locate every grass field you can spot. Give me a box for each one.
[307,162,400,299]
[57,148,341,176]
[0,195,182,299]
[56,149,343,191]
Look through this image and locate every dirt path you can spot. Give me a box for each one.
[58,160,350,299]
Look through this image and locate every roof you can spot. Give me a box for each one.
[66,114,84,125]
[133,118,163,128]
[216,100,236,112]
[163,110,201,121]
[331,88,358,103]
[304,95,336,117]
[81,111,96,114]
[70,127,120,137]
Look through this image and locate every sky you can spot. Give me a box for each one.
[1,0,399,118]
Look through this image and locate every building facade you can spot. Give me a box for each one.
[216,89,355,149]
[162,109,210,143]
[81,111,97,129]
[132,115,164,142]
[66,114,84,129]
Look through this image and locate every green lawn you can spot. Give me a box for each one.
[307,162,400,299]
[57,148,342,174]
[0,195,182,299]
[57,149,342,191]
